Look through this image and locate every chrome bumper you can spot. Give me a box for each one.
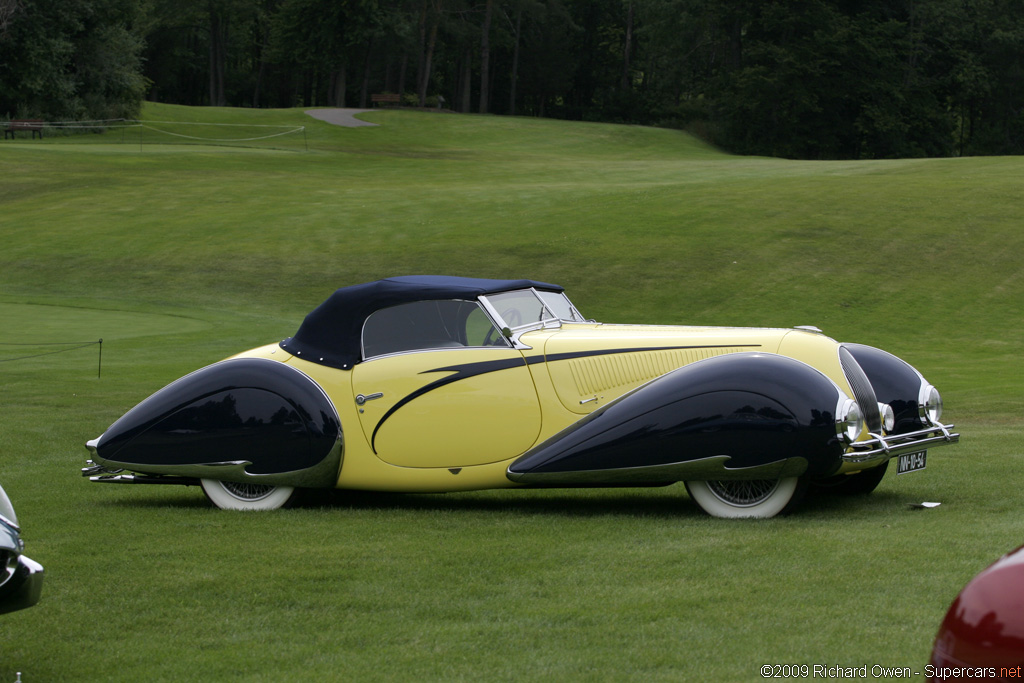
[0,556,44,615]
[82,460,200,486]
[842,422,959,464]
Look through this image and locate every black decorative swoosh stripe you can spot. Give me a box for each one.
[368,344,760,452]
[370,357,528,451]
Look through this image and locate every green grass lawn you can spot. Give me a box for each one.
[1,103,1021,680]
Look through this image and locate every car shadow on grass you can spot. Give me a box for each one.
[93,483,712,519]
[303,486,708,519]
[322,487,928,520]
[90,482,919,520]
[799,487,922,517]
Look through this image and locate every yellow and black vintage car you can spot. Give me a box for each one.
[84,276,959,518]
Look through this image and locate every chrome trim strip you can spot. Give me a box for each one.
[82,458,122,477]
[475,295,510,336]
[839,345,881,432]
[86,435,344,488]
[508,454,809,486]
[89,473,200,486]
[841,422,959,464]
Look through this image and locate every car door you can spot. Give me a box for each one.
[351,300,542,468]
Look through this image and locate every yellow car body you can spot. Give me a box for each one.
[84,276,959,518]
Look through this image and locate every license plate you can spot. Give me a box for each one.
[896,451,927,474]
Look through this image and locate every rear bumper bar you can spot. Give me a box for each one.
[83,460,200,486]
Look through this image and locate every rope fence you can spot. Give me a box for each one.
[2,118,308,150]
[0,339,103,377]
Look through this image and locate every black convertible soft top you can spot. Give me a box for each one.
[280,275,563,369]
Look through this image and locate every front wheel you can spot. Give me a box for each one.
[685,477,806,519]
[200,479,297,511]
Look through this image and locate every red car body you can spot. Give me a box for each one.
[929,546,1024,681]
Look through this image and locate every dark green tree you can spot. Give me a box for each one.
[946,0,1024,155]
[0,0,147,120]
[268,0,384,107]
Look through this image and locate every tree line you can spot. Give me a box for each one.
[2,0,1022,159]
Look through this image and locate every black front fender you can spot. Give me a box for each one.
[842,343,928,434]
[508,353,845,485]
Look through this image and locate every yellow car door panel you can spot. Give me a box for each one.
[352,349,541,468]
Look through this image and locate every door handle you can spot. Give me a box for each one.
[355,392,383,406]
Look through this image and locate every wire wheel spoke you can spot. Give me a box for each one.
[221,481,276,501]
[706,480,780,507]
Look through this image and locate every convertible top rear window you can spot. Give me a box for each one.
[362,300,508,358]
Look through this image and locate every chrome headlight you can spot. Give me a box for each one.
[836,398,864,444]
[919,384,943,425]
[878,403,895,432]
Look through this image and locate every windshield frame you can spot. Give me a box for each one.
[478,288,585,347]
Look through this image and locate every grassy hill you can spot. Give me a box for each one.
[0,103,1019,680]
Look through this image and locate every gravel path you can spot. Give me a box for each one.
[304,108,378,128]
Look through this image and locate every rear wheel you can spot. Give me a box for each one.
[685,477,806,519]
[200,479,297,511]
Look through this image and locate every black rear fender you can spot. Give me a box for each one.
[90,358,343,488]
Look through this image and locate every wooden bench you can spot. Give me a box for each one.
[4,119,43,140]
[370,93,401,107]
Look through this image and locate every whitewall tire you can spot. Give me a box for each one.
[200,479,297,511]
[685,477,805,519]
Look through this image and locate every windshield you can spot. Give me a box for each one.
[537,290,584,322]
[481,289,584,331]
